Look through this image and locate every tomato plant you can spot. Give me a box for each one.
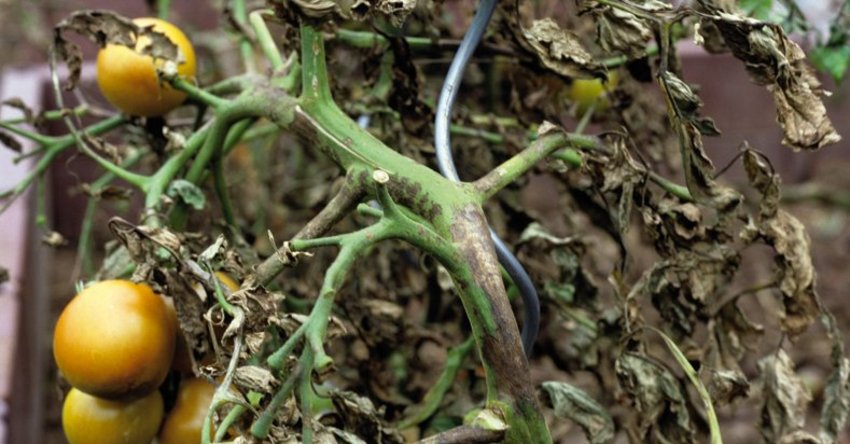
[1,1,848,443]
[61,387,164,444]
[53,280,176,399]
[96,17,196,117]
[159,378,216,444]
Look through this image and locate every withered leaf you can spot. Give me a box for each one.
[658,71,741,211]
[286,0,339,18]
[585,136,645,236]
[743,151,818,337]
[616,352,695,442]
[591,4,655,60]
[819,312,850,444]
[541,381,614,444]
[234,365,277,393]
[81,183,133,201]
[344,0,416,24]
[707,302,764,371]
[629,247,738,338]
[376,0,417,27]
[329,388,403,443]
[698,5,841,150]
[757,349,812,443]
[1,98,33,122]
[707,369,750,406]
[519,18,604,80]
[53,10,182,91]
[42,231,69,248]
[0,130,22,153]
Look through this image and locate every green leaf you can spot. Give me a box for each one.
[810,45,850,85]
[247,390,263,407]
[739,0,773,20]
[167,179,206,210]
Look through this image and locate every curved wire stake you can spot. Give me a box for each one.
[434,0,540,356]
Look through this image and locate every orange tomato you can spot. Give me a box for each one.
[53,280,176,399]
[96,17,196,117]
[159,378,216,444]
[62,387,164,444]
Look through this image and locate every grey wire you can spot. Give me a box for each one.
[434,0,540,357]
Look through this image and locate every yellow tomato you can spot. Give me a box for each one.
[159,378,216,444]
[567,71,619,116]
[53,280,176,400]
[96,17,196,117]
[62,387,164,444]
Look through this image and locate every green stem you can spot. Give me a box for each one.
[215,404,246,442]
[474,132,569,201]
[157,0,170,19]
[77,143,149,189]
[398,336,475,429]
[172,78,229,109]
[300,24,334,105]
[1,115,125,205]
[232,0,257,73]
[0,105,90,126]
[213,156,237,228]
[249,10,284,71]
[185,101,258,184]
[250,366,301,439]
[0,121,56,145]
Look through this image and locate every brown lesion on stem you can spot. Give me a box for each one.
[449,205,536,407]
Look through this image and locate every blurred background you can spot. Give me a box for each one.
[0,1,849,443]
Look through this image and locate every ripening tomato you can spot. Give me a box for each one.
[567,71,619,116]
[53,280,176,400]
[62,387,164,444]
[159,378,216,444]
[96,17,196,117]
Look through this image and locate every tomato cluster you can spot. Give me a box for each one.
[54,273,235,443]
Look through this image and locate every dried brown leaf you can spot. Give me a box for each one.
[592,5,654,60]
[616,352,695,442]
[329,388,404,443]
[757,350,812,443]
[519,18,604,79]
[819,312,850,444]
[659,71,741,211]
[743,151,818,337]
[541,381,615,444]
[698,6,841,150]
[0,130,22,153]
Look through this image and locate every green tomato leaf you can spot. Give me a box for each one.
[810,45,850,85]
[739,0,774,21]
[246,390,263,407]
[167,179,206,210]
